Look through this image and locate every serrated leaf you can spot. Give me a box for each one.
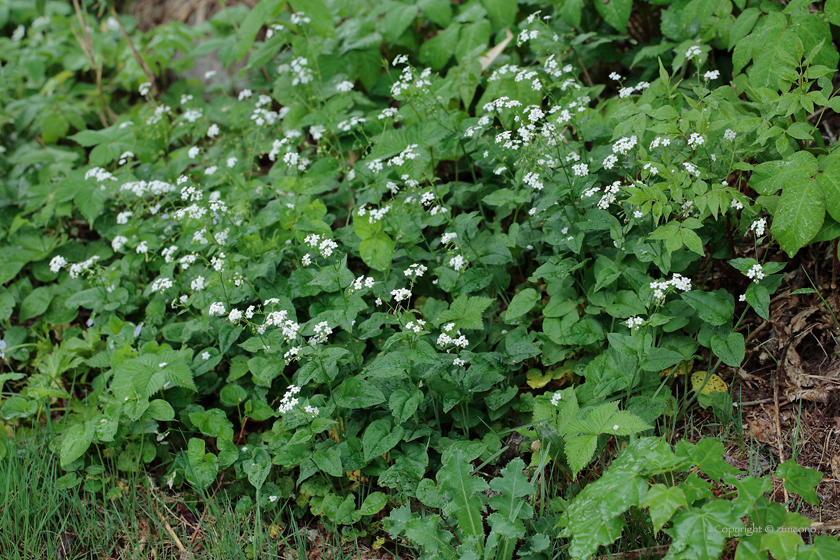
[438,450,487,538]
[438,295,493,330]
[564,434,597,477]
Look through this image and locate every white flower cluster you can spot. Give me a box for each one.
[391,288,412,303]
[350,275,375,292]
[551,392,563,406]
[449,255,466,271]
[523,172,543,191]
[304,405,319,417]
[303,234,338,258]
[602,154,618,169]
[150,277,173,293]
[261,309,300,340]
[277,385,302,414]
[612,135,638,155]
[49,255,67,273]
[85,167,117,182]
[388,144,420,167]
[120,179,176,198]
[650,273,692,299]
[731,199,744,210]
[746,264,765,282]
[379,107,399,120]
[750,218,766,237]
[437,330,469,349]
[404,263,427,278]
[68,256,100,279]
[682,162,700,177]
[390,64,432,97]
[310,321,332,345]
[146,105,171,125]
[597,181,621,210]
[338,116,367,132]
[649,136,672,150]
[208,302,226,316]
[441,232,457,245]
[685,45,702,59]
[112,235,128,251]
[724,129,737,141]
[687,132,705,148]
[405,319,426,333]
[704,70,720,80]
[626,316,644,330]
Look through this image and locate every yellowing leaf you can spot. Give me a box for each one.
[661,359,694,378]
[526,368,552,388]
[691,371,728,394]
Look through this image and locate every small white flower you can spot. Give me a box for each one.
[609,72,622,81]
[704,70,720,80]
[139,82,151,96]
[613,425,619,431]
[188,146,200,159]
[49,256,67,273]
[685,45,702,59]
[201,351,211,360]
[739,294,746,302]
[724,129,736,141]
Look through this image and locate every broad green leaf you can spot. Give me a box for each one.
[362,419,404,462]
[236,0,286,60]
[711,331,745,367]
[389,389,423,424]
[795,536,840,560]
[359,233,394,272]
[60,422,94,468]
[760,531,803,560]
[681,290,734,326]
[745,283,770,320]
[334,378,386,409]
[594,0,632,33]
[640,347,684,372]
[185,438,219,491]
[775,460,822,505]
[419,24,460,70]
[663,500,740,560]
[437,295,493,330]
[147,399,175,421]
[480,0,516,30]
[360,492,387,515]
[772,174,824,257]
[641,484,688,533]
[19,287,52,322]
[505,288,538,320]
[244,448,271,489]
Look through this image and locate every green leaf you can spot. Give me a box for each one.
[760,531,803,560]
[795,536,840,560]
[681,291,734,326]
[185,438,219,491]
[640,347,685,372]
[505,288,538,320]
[362,419,404,462]
[454,20,491,64]
[60,422,94,468]
[147,399,175,421]
[745,283,771,320]
[334,378,386,409]
[389,389,423,425]
[359,233,394,272]
[775,460,822,505]
[772,174,824,257]
[19,287,52,322]
[564,434,598,477]
[560,0,583,27]
[827,0,840,25]
[438,450,488,538]
[641,484,688,533]
[244,448,271,489]
[360,492,387,515]
[711,331,745,367]
[594,0,632,33]
[420,24,460,70]
[663,501,740,560]
[480,0,516,30]
[437,295,493,330]
[487,457,534,522]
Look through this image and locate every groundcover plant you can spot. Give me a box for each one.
[1,0,840,558]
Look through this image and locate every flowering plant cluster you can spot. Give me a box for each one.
[0,0,836,557]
